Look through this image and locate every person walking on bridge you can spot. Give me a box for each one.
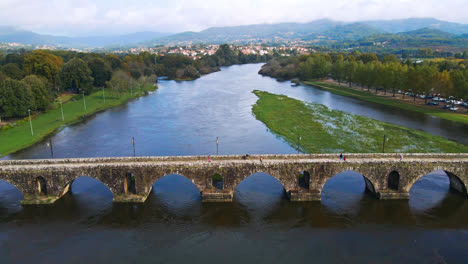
[339,153,343,160]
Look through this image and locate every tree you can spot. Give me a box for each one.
[23,51,63,88]
[298,55,330,80]
[22,75,50,111]
[382,54,399,64]
[343,61,357,87]
[0,78,33,117]
[58,58,93,94]
[1,63,23,80]
[357,53,379,64]
[88,58,112,87]
[450,70,468,100]
[105,54,122,70]
[331,60,345,84]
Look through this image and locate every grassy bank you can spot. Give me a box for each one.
[304,81,468,125]
[0,84,156,157]
[252,90,468,153]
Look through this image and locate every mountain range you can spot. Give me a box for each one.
[0,18,467,49]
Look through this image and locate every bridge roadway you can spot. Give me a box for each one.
[0,153,466,204]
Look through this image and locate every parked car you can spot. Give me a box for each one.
[432,97,439,101]
[463,102,468,108]
[419,95,426,99]
[450,107,459,111]
[442,105,452,109]
[439,98,446,102]
[426,102,439,106]
[453,100,463,105]
[427,95,434,99]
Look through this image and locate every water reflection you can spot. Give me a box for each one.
[148,174,202,218]
[320,171,368,217]
[234,172,285,217]
[0,180,23,219]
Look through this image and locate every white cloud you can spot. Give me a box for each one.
[0,0,466,36]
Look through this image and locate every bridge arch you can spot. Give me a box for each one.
[320,170,380,199]
[233,171,287,193]
[59,176,114,199]
[408,170,467,198]
[150,174,202,193]
[387,171,400,191]
[0,179,24,200]
[298,171,310,189]
[35,176,47,195]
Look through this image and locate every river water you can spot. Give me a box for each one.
[1,64,467,263]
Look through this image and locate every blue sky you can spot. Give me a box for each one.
[1,0,467,36]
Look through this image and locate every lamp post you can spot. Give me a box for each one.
[216,137,219,155]
[102,87,106,104]
[59,100,64,121]
[382,134,387,153]
[297,135,301,154]
[28,109,34,136]
[82,92,87,111]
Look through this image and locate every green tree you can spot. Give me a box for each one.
[88,58,112,87]
[23,51,63,89]
[331,60,345,84]
[1,63,23,80]
[22,75,50,111]
[58,58,93,94]
[0,78,33,117]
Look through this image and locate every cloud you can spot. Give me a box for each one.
[0,0,467,36]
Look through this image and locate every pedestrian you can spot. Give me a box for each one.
[208,157,211,162]
[343,156,346,161]
[399,154,403,161]
[260,157,263,162]
[339,153,343,160]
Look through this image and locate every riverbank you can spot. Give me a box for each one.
[0,84,157,158]
[304,81,468,125]
[252,90,468,153]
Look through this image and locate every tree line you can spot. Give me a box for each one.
[259,51,468,101]
[0,44,270,118]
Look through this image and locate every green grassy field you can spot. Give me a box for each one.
[304,81,468,125]
[0,84,156,157]
[252,90,468,153]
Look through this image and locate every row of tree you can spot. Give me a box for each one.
[259,52,468,100]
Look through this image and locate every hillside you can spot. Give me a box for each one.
[0,26,171,48]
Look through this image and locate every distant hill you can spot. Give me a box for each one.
[1,18,468,49]
[0,26,172,48]
[357,28,468,50]
[148,18,468,45]
[362,18,468,35]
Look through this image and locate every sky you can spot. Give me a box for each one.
[1,0,467,36]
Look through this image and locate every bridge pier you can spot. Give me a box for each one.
[378,190,410,200]
[288,190,321,201]
[201,190,233,202]
[21,195,60,204]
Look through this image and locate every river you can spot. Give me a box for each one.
[1,64,467,263]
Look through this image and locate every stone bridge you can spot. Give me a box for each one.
[0,153,466,204]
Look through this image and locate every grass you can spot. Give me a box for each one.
[304,81,468,125]
[252,90,468,153]
[0,84,156,157]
